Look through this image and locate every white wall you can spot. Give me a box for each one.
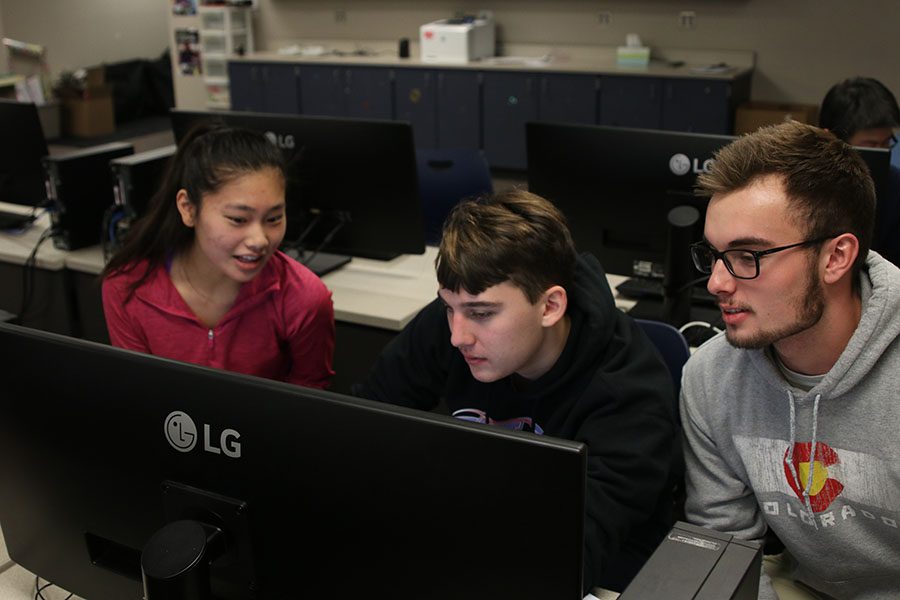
[255,0,900,106]
[0,0,168,78]
[0,0,8,73]
[1,0,898,106]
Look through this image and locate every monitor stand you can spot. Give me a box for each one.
[295,250,352,277]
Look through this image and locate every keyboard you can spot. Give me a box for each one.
[616,277,717,307]
[0,209,36,230]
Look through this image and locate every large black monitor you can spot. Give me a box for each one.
[0,323,586,600]
[170,109,425,261]
[0,99,50,206]
[855,146,892,258]
[526,122,735,280]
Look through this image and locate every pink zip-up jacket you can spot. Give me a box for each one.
[102,250,335,389]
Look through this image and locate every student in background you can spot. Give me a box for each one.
[102,123,334,388]
[820,76,900,266]
[682,121,900,599]
[354,189,680,594]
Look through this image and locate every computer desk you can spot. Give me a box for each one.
[65,244,447,394]
[0,203,77,336]
[0,525,618,600]
[2,207,640,394]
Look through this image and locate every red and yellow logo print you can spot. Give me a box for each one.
[783,441,844,513]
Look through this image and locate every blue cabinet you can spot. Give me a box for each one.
[345,67,393,120]
[539,73,598,125]
[436,70,481,150]
[394,69,481,150]
[662,77,749,134]
[228,62,300,114]
[483,71,599,169]
[482,71,539,169]
[298,65,346,117]
[599,76,662,129]
[228,60,751,169]
[297,65,393,119]
[395,68,438,148]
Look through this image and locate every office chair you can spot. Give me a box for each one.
[635,318,691,524]
[634,318,690,401]
[416,148,493,244]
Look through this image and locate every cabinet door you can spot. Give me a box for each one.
[298,65,345,117]
[395,69,438,148]
[261,64,301,114]
[436,70,480,150]
[345,67,393,120]
[228,62,264,112]
[539,73,597,125]
[482,71,539,170]
[599,76,662,129]
[662,79,731,134]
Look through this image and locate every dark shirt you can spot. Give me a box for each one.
[354,253,680,593]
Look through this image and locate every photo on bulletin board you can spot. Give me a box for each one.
[175,29,202,76]
[172,0,197,16]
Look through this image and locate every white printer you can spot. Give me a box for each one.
[419,11,495,64]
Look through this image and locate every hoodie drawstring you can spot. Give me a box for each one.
[785,390,822,529]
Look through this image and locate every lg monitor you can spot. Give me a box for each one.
[0,99,50,207]
[0,322,587,600]
[526,122,735,281]
[170,109,425,263]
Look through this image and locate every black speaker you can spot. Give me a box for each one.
[398,38,410,58]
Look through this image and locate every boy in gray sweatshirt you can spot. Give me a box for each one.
[681,120,900,599]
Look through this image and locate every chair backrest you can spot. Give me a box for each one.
[416,148,493,244]
[634,318,690,399]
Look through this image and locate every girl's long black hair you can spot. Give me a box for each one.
[101,121,287,301]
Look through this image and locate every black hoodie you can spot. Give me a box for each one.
[355,254,679,593]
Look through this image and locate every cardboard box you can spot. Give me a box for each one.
[63,85,114,137]
[36,101,61,139]
[616,46,650,67]
[734,101,819,135]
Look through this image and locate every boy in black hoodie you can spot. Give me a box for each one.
[354,189,679,593]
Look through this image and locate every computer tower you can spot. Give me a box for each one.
[43,142,134,250]
[110,144,175,219]
[619,521,762,599]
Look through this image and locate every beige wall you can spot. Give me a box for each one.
[1,0,897,106]
[0,0,167,78]
[256,0,900,106]
[0,0,7,73]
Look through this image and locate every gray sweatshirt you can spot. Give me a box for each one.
[681,251,900,599]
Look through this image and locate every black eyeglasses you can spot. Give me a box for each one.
[856,133,897,150]
[690,236,837,280]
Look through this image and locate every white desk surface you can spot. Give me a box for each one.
[59,242,441,332]
[3,213,637,332]
[0,203,66,270]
